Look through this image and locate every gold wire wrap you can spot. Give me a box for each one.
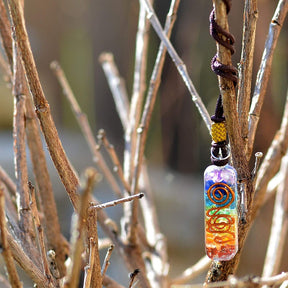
[211,122,226,143]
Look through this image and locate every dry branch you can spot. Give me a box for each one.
[7,0,80,210]
[248,0,288,156]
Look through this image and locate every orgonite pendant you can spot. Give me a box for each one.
[204,164,238,261]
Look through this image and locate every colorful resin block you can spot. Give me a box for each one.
[204,164,238,261]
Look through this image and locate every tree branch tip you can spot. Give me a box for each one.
[98,52,114,63]
[50,60,60,71]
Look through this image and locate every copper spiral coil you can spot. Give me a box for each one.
[206,182,236,244]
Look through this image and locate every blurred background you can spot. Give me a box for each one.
[0,0,287,286]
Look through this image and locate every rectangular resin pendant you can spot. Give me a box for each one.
[204,164,238,261]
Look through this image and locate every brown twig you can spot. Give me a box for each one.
[29,183,53,281]
[171,256,211,285]
[64,168,97,288]
[248,0,288,157]
[262,154,288,277]
[0,184,22,288]
[99,53,130,130]
[0,0,13,67]
[237,0,258,155]
[50,61,122,198]
[139,0,211,131]
[252,89,288,219]
[85,189,102,288]
[128,269,141,288]
[172,272,288,288]
[101,244,115,279]
[0,166,16,196]
[7,0,80,210]
[97,129,130,193]
[92,193,144,210]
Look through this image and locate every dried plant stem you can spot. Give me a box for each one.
[139,0,211,131]
[101,245,114,278]
[253,90,288,219]
[7,0,80,210]
[262,154,288,277]
[29,183,53,281]
[172,272,288,288]
[97,129,130,193]
[248,0,288,156]
[129,0,181,249]
[85,205,102,288]
[92,193,144,210]
[237,0,258,155]
[0,0,13,67]
[125,1,151,185]
[0,166,16,196]
[13,92,35,239]
[0,185,22,288]
[7,229,55,288]
[64,168,97,288]
[50,61,122,198]
[98,53,130,130]
[25,95,68,276]
[171,256,211,285]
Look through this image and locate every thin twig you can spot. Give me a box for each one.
[29,183,53,281]
[262,154,288,277]
[171,256,211,285]
[237,0,258,156]
[97,129,130,193]
[172,272,288,288]
[128,269,141,288]
[92,193,144,210]
[98,53,130,130]
[0,166,16,196]
[129,0,181,249]
[139,0,211,131]
[101,245,115,278]
[0,184,22,288]
[64,168,97,288]
[0,0,13,67]
[253,89,288,219]
[248,0,288,157]
[50,61,122,198]
[85,197,102,288]
[7,0,80,210]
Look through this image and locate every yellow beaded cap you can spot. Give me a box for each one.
[211,122,226,143]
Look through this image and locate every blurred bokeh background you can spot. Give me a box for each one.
[0,0,287,286]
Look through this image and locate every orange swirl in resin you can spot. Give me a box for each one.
[206,183,235,244]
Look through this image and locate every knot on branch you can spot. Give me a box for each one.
[209,0,238,86]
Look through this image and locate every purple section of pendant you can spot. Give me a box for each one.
[204,164,236,186]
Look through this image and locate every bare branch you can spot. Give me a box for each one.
[253,89,288,219]
[0,166,16,196]
[65,168,97,288]
[92,193,144,210]
[97,129,130,193]
[101,245,114,279]
[99,53,130,130]
[139,0,211,131]
[50,61,122,198]
[262,154,288,277]
[237,0,258,156]
[0,185,22,288]
[7,0,80,210]
[102,275,126,288]
[29,183,53,281]
[248,0,288,156]
[171,256,211,285]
